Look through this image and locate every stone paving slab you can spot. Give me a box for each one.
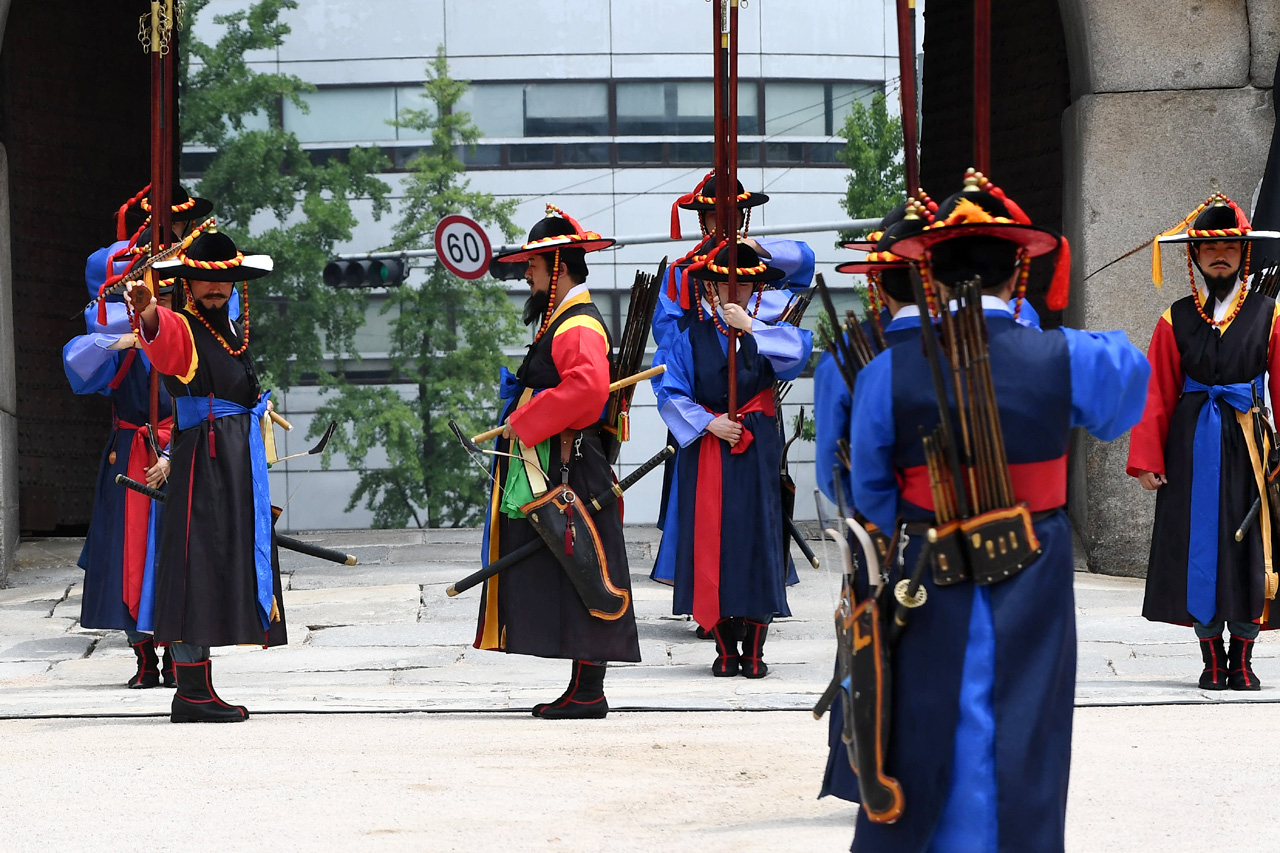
[3,531,1280,718]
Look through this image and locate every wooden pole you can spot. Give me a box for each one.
[895,0,920,196]
[973,0,991,174]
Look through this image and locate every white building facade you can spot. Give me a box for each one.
[187,0,910,530]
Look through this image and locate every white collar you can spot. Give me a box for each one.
[945,294,1014,315]
[894,305,921,319]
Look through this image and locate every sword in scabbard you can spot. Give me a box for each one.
[114,473,358,566]
[444,444,675,598]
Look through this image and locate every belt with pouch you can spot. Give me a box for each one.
[903,505,1061,587]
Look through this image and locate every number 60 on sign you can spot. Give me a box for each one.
[433,215,493,280]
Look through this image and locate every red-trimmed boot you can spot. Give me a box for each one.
[740,620,770,679]
[1197,636,1228,690]
[127,637,160,689]
[160,646,176,689]
[1227,635,1262,691]
[170,660,249,723]
[711,619,740,677]
[532,661,609,719]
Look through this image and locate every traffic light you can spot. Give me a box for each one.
[323,258,408,288]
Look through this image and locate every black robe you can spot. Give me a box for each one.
[476,294,640,662]
[142,303,287,648]
[1131,288,1280,626]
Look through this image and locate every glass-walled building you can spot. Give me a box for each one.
[186,0,910,528]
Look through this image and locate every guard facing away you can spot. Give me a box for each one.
[652,240,813,678]
[1128,193,1280,691]
[814,198,934,803]
[846,171,1149,852]
[475,205,640,719]
[126,226,286,723]
[64,233,178,689]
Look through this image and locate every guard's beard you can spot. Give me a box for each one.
[195,297,232,333]
[523,289,550,327]
[1202,269,1239,301]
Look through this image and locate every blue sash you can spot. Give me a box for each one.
[1183,376,1260,625]
[175,391,274,631]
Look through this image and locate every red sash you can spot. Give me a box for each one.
[692,387,776,630]
[116,416,174,619]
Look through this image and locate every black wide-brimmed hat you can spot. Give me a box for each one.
[494,204,615,264]
[1150,193,1280,287]
[117,183,214,240]
[840,191,938,252]
[152,224,273,282]
[836,202,933,275]
[893,171,1060,261]
[670,172,769,239]
[686,240,786,285]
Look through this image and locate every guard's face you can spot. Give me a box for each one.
[1196,241,1243,279]
[189,279,233,310]
[699,208,746,237]
[524,254,565,297]
[715,280,752,309]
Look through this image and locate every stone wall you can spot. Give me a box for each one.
[1061,0,1276,575]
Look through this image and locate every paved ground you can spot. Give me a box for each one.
[2,528,1278,851]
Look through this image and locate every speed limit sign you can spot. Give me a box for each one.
[434,215,493,280]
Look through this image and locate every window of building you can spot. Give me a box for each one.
[616,81,758,135]
[524,82,609,137]
[452,84,524,139]
[284,87,397,144]
[765,81,877,137]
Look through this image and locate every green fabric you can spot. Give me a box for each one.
[500,439,551,519]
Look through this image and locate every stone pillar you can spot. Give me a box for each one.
[1060,0,1276,575]
[0,0,13,587]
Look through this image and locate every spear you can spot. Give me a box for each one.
[712,0,741,419]
[973,0,992,174]
[142,1,178,468]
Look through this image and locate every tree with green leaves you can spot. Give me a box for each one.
[180,0,390,388]
[312,49,522,528]
[835,93,904,245]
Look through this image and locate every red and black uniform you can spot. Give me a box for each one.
[476,287,640,662]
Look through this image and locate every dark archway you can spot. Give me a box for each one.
[1,0,151,533]
[918,0,1071,325]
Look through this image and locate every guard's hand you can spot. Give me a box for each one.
[145,456,170,488]
[106,333,137,351]
[124,282,159,337]
[743,237,770,258]
[707,414,743,446]
[1137,470,1166,491]
[501,421,514,441]
[722,303,753,332]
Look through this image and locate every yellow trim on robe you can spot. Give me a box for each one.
[547,288,592,325]
[175,311,200,385]
[553,314,607,341]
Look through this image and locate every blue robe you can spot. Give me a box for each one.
[66,255,171,633]
[653,308,811,620]
[843,297,1148,853]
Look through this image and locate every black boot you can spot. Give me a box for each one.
[740,620,770,679]
[1228,634,1262,691]
[710,619,740,677]
[127,637,160,689]
[170,660,249,723]
[532,661,609,719]
[160,646,176,689]
[1197,636,1228,690]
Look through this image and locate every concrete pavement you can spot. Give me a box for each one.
[2,527,1279,851]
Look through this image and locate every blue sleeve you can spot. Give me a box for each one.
[757,238,815,289]
[813,350,852,505]
[1061,327,1152,441]
[848,349,899,533]
[64,335,125,396]
[752,321,812,380]
[651,267,683,348]
[654,330,713,447]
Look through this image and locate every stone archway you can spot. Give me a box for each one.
[1060,1,1276,576]
[0,0,152,584]
[919,1,1276,577]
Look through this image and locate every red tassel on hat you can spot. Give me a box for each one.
[116,184,150,242]
[97,298,108,326]
[670,198,685,240]
[1047,236,1071,311]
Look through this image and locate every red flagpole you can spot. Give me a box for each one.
[973,0,991,175]
[712,0,740,420]
[146,1,176,465]
[896,0,920,196]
